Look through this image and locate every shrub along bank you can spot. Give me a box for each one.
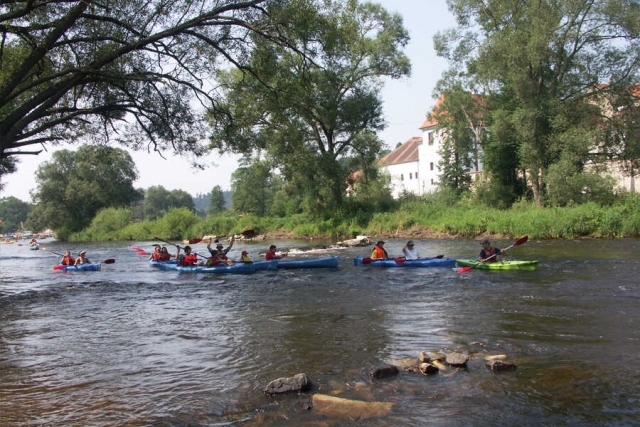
[67,192,640,243]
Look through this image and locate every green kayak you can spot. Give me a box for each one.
[456,259,539,271]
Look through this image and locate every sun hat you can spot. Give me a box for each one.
[377,240,385,245]
[79,250,86,255]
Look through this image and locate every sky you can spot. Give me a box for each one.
[1,0,457,202]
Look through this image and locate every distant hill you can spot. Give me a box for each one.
[193,191,232,214]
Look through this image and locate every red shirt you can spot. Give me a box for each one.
[265,250,277,261]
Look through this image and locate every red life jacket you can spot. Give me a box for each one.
[62,256,75,265]
[371,246,386,259]
[482,247,499,262]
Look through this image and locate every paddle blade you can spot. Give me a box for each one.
[131,246,143,251]
[136,251,148,256]
[361,257,373,264]
[102,259,116,264]
[456,266,475,273]
[434,255,444,259]
[514,236,529,246]
[53,265,65,270]
[394,257,405,264]
[188,238,203,244]
[242,229,255,236]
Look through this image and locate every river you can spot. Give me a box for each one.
[1,238,638,426]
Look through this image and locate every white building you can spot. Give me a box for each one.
[380,96,484,198]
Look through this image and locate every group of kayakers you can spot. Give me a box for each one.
[146,236,288,267]
[60,250,91,266]
[371,239,506,262]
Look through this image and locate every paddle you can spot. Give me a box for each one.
[53,259,115,270]
[42,247,64,256]
[456,236,529,273]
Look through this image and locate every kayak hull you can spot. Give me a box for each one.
[353,257,456,268]
[55,263,102,272]
[251,260,279,270]
[273,256,339,269]
[29,245,40,250]
[154,261,255,274]
[456,259,539,271]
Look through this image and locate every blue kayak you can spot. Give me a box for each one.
[353,256,456,268]
[272,256,339,269]
[149,260,178,267]
[54,263,102,272]
[29,245,40,250]
[154,261,255,275]
[251,260,279,270]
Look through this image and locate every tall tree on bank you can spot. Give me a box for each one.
[208,185,226,215]
[209,0,410,215]
[28,146,143,237]
[143,186,196,220]
[0,196,31,233]
[0,0,301,188]
[435,0,640,206]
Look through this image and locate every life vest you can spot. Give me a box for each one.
[62,256,75,265]
[241,254,251,263]
[371,246,386,259]
[482,247,499,262]
[159,253,171,261]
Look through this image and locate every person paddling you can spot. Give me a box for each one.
[265,245,286,260]
[478,239,507,262]
[60,250,75,266]
[371,240,389,260]
[149,244,161,261]
[176,245,198,266]
[74,250,91,265]
[402,240,419,260]
[240,250,251,263]
[208,236,234,261]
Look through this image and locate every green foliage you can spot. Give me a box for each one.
[208,185,226,216]
[28,146,143,237]
[546,160,616,207]
[231,159,277,216]
[209,0,410,213]
[72,207,133,241]
[143,186,195,220]
[0,196,32,233]
[154,207,201,240]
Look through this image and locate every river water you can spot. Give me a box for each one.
[1,238,638,426]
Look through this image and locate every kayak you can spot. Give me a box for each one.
[54,263,102,272]
[456,259,539,271]
[354,257,456,268]
[29,245,40,250]
[267,256,339,269]
[154,261,256,275]
[149,260,178,267]
[251,260,279,271]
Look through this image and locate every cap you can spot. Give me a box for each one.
[376,240,385,245]
[407,240,414,246]
[242,250,248,255]
[481,239,490,245]
[79,250,86,255]
[184,245,192,251]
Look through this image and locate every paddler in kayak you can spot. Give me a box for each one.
[402,240,419,260]
[265,245,287,260]
[176,245,198,266]
[74,250,91,265]
[371,240,389,260]
[148,244,161,261]
[478,239,507,262]
[208,236,234,261]
[60,250,75,265]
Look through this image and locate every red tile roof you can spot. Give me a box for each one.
[378,137,422,167]
[419,95,445,129]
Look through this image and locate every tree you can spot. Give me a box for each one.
[208,185,226,216]
[209,0,410,215]
[143,186,195,220]
[0,196,31,233]
[231,157,279,216]
[0,0,302,186]
[435,0,640,206]
[28,146,143,236]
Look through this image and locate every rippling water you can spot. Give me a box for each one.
[1,238,639,426]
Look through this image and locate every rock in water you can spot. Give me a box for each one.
[311,394,394,419]
[264,373,311,394]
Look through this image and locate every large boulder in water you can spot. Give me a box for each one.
[311,394,394,419]
[264,373,311,394]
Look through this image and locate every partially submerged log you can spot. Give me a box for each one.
[311,394,394,419]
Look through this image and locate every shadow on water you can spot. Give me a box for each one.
[1,238,639,426]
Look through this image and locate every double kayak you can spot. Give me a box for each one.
[354,256,456,268]
[153,260,256,275]
[456,259,539,271]
[259,256,340,269]
[53,263,102,272]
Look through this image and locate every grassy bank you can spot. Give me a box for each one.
[69,193,640,242]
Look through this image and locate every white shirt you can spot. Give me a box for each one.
[403,247,420,260]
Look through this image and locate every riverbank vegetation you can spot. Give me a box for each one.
[69,191,640,242]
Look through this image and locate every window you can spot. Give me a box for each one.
[431,178,434,185]
[430,162,434,171]
[415,171,418,179]
[400,174,404,181]
[409,172,413,179]
[428,132,433,145]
